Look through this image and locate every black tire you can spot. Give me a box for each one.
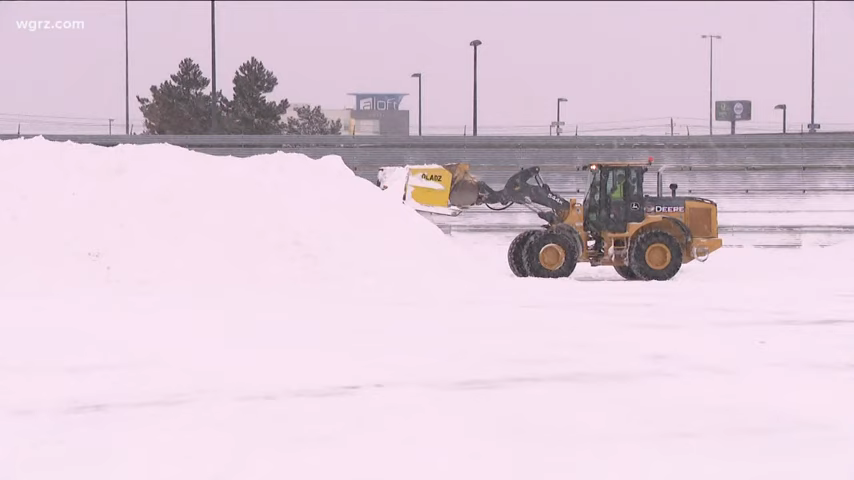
[549,224,584,262]
[629,230,683,281]
[507,229,539,277]
[614,265,640,280]
[522,231,578,278]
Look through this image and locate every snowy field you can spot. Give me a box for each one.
[2,137,854,480]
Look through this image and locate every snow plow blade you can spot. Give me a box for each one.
[377,163,483,216]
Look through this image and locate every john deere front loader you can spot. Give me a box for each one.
[377,160,723,281]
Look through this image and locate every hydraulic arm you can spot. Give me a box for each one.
[473,166,571,224]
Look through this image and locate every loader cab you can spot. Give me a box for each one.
[582,162,649,234]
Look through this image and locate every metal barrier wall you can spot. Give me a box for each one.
[4,132,852,193]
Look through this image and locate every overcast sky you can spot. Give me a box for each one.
[1,0,852,135]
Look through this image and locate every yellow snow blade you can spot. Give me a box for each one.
[407,166,453,209]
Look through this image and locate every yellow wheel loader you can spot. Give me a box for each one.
[378,159,722,281]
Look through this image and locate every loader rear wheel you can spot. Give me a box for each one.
[629,230,683,281]
[614,265,640,280]
[507,229,539,277]
[522,231,578,279]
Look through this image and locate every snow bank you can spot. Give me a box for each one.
[0,135,486,424]
[0,137,474,296]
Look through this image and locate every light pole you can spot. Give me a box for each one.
[109,118,114,135]
[411,73,422,136]
[774,104,787,134]
[469,39,482,136]
[124,0,129,135]
[701,34,721,136]
[210,0,217,134]
[809,0,816,133]
[556,97,567,136]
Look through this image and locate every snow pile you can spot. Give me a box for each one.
[377,165,409,197]
[0,137,475,296]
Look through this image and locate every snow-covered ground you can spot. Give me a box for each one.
[2,137,853,480]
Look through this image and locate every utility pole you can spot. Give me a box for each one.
[109,118,114,135]
[670,117,674,136]
[469,40,482,136]
[210,0,218,134]
[124,0,129,135]
[809,0,816,133]
[411,73,422,136]
[701,34,721,136]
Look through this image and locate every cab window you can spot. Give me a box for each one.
[627,168,640,197]
[606,168,627,200]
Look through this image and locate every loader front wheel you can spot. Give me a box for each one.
[629,230,683,281]
[522,231,578,279]
[507,229,539,277]
[614,265,640,280]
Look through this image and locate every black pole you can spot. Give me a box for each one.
[783,107,787,134]
[472,45,478,137]
[556,99,560,136]
[210,0,217,134]
[470,40,481,137]
[702,34,721,136]
[124,0,129,135]
[810,0,815,133]
[708,37,713,135]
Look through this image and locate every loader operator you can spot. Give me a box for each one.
[610,170,626,201]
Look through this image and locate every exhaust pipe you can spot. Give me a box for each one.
[656,165,669,197]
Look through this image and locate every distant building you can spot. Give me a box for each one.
[285,93,411,136]
[346,93,410,136]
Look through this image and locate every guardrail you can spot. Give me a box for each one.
[3,133,853,175]
[4,132,854,148]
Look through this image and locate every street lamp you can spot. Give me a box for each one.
[411,73,422,136]
[809,0,817,133]
[469,39,482,136]
[210,0,217,134]
[775,104,787,134]
[124,0,129,135]
[701,34,721,136]
[556,97,567,136]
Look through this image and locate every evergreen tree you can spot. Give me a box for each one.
[137,58,218,134]
[221,57,289,134]
[285,105,343,135]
